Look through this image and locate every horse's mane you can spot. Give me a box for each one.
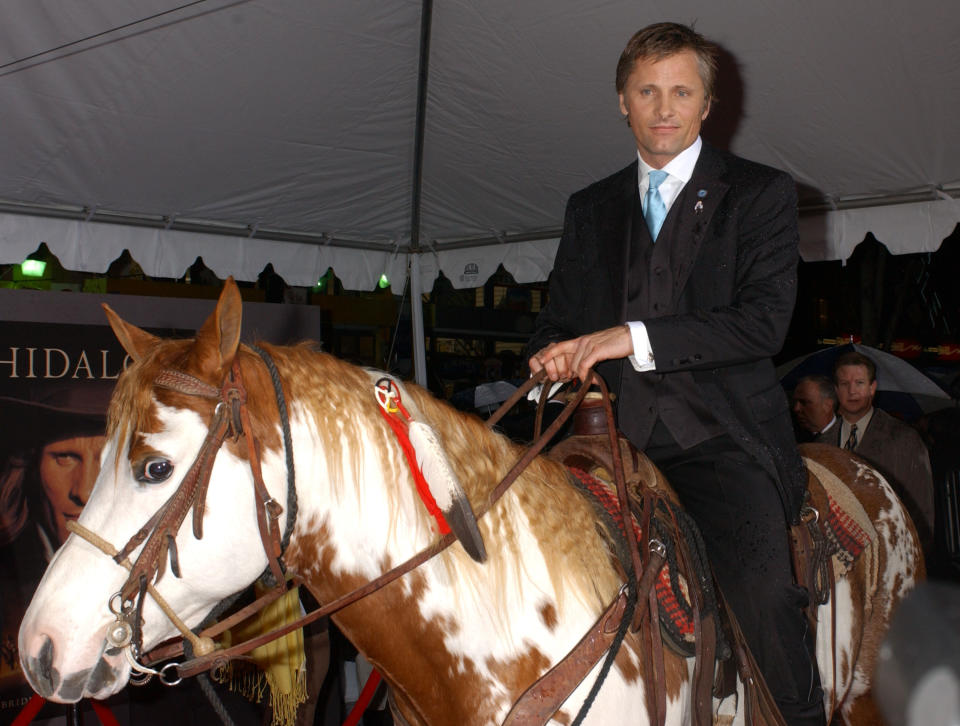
[272,344,622,613]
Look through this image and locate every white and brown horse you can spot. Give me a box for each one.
[19,280,923,725]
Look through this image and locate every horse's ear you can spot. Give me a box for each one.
[102,304,160,361]
[193,277,243,377]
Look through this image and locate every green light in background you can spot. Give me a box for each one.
[378,273,390,289]
[313,268,332,293]
[21,259,47,277]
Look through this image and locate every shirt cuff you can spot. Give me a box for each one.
[627,321,656,372]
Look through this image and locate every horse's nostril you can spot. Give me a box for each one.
[23,633,59,697]
[38,634,55,681]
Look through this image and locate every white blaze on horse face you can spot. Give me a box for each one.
[129,403,279,620]
[19,399,282,702]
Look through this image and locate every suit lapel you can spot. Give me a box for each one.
[857,409,886,456]
[597,162,638,321]
[668,144,729,300]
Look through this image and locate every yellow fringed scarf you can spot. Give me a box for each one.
[215,582,307,726]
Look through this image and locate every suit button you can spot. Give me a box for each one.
[652,303,661,311]
[654,266,664,275]
[648,406,655,414]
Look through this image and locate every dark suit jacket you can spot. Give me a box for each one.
[528,142,807,521]
[816,407,934,547]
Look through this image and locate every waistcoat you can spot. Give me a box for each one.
[616,185,723,450]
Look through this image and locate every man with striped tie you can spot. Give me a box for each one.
[820,350,934,555]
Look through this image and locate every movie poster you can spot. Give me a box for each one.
[0,290,323,726]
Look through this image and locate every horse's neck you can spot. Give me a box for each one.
[258,362,630,720]
[281,403,627,701]
[283,443,606,723]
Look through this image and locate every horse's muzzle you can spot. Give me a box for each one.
[20,631,126,702]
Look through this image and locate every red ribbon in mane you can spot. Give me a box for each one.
[375,381,451,536]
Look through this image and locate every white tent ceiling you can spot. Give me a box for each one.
[1,0,959,294]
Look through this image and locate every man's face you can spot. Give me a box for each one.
[791,380,834,433]
[618,49,710,168]
[38,435,106,544]
[835,365,877,421]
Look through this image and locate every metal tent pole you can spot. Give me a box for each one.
[410,254,427,387]
[408,0,433,388]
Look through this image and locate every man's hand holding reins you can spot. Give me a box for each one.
[528,325,633,382]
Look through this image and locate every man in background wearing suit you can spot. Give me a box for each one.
[818,351,934,555]
[792,374,838,442]
[527,22,824,726]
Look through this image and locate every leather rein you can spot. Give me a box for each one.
[69,354,665,723]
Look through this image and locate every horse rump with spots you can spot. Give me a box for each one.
[19,280,923,725]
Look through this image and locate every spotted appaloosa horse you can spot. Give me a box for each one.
[19,280,922,725]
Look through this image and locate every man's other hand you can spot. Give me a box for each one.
[528,325,633,382]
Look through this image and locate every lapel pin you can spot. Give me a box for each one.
[694,200,704,214]
[697,189,708,197]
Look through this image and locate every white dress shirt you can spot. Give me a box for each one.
[819,414,838,435]
[627,137,703,371]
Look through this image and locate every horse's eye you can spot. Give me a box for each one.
[138,457,173,483]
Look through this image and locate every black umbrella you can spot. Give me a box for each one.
[777,343,954,421]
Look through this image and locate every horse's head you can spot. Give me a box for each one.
[19,279,285,702]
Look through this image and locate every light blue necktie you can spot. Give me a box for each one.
[644,169,668,241]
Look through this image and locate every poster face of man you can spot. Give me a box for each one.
[38,435,107,545]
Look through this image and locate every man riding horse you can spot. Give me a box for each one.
[528,22,823,726]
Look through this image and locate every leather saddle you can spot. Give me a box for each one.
[546,392,797,726]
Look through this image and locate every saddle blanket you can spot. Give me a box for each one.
[803,456,879,603]
[567,467,698,653]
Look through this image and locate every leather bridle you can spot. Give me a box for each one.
[69,348,292,682]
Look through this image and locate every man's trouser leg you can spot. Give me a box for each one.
[645,429,825,726]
